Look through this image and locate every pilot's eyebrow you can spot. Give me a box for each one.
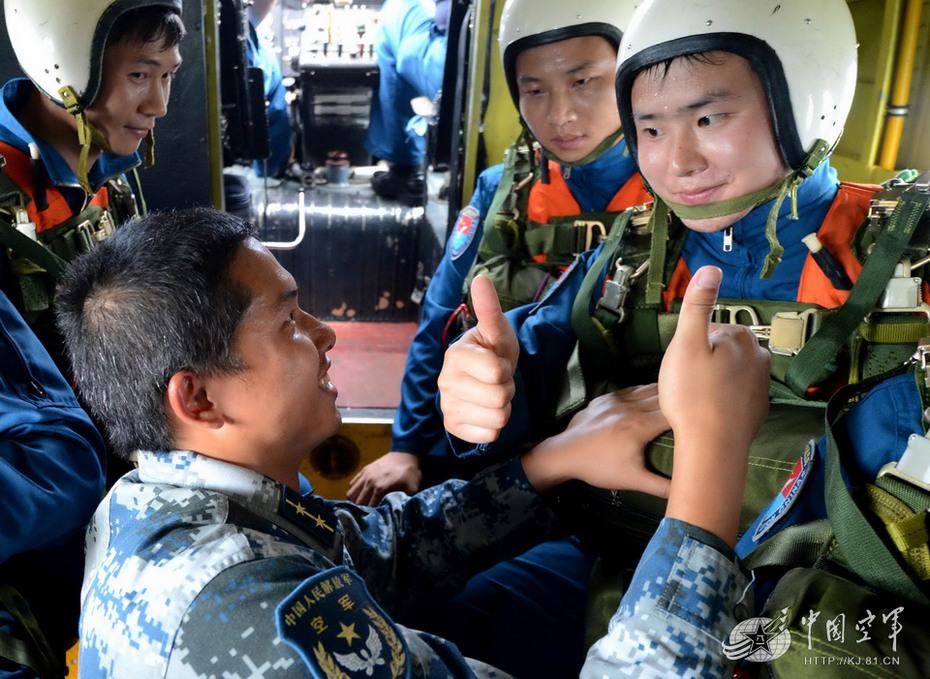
[634,89,737,121]
[682,89,738,111]
[518,61,597,84]
[133,57,184,68]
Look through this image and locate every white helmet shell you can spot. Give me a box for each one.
[615,0,857,171]
[4,0,183,109]
[499,0,640,106]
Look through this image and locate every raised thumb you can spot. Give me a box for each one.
[675,266,722,347]
[470,275,516,358]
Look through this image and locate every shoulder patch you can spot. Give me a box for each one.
[279,486,338,549]
[751,440,816,543]
[276,566,410,679]
[448,206,480,260]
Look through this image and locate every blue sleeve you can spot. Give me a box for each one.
[332,457,558,614]
[582,518,748,678]
[390,165,505,454]
[0,292,106,563]
[247,25,290,177]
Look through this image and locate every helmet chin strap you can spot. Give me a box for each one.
[59,86,111,197]
[144,129,156,167]
[539,127,624,168]
[661,139,832,279]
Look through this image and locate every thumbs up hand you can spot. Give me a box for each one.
[438,276,519,443]
[659,266,770,545]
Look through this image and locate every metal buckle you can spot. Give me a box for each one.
[574,220,607,251]
[768,309,819,356]
[712,305,819,356]
[74,220,95,250]
[597,260,634,322]
[94,211,114,241]
[713,304,760,326]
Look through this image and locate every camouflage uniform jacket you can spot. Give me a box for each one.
[583,519,750,679]
[78,450,555,678]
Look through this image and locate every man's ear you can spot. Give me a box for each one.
[165,371,225,430]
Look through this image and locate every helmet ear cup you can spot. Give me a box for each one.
[614,0,857,172]
[498,0,638,107]
[4,0,183,109]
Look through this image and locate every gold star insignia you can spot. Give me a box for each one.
[336,622,360,646]
[286,499,311,518]
[309,512,335,532]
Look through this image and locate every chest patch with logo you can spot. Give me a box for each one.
[751,440,816,543]
[449,206,480,260]
[276,566,410,679]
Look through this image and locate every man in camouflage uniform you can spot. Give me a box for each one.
[57,209,767,677]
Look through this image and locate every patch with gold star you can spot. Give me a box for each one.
[278,486,338,549]
[276,566,410,679]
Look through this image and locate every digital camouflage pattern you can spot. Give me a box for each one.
[583,519,750,678]
[78,451,748,678]
[78,451,554,678]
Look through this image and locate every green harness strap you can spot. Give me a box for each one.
[786,185,930,396]
[522,210,620,265]
[569,211,633,371]
[823,368,930,605]
[0,221,68,278]
[0,584,62,677]
[741,518,837,571]
[460,133,535,304]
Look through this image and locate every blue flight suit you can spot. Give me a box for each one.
[473,160,841,459]
[0,289,106,678]
[391,140,638,677]
[737,371,923,596]
[79,451,746,678]
[393,140,640,465]
[364,0,449,167]
[246,20,290,177]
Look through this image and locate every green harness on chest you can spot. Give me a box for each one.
[0,155,140,322]
[461,132,626,316]
[559,173,930,560]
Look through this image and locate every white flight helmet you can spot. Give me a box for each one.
[615,0,857,173]
[499,0,640,107]
[5,0,183,110]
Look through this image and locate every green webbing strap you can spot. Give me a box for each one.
[0,221,68,278]
[644,200,670,305]
[823,370,930,604]
[786,186,930,396]
[129,168,148,216]
[480,145,522,257]
[543,128,623,168]
[875,474,930,514]
[741,519,835,571]
[0,584,61,677]
[523,211,619,261]
[570,211,633,372]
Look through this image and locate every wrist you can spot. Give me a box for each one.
[665,439,749,547]
[520,437,570,494]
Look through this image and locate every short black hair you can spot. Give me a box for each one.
[56,208,255,459]
[107,6,186,50]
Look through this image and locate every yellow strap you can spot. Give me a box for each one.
[858,319,930,344]
[866,483,930,580]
